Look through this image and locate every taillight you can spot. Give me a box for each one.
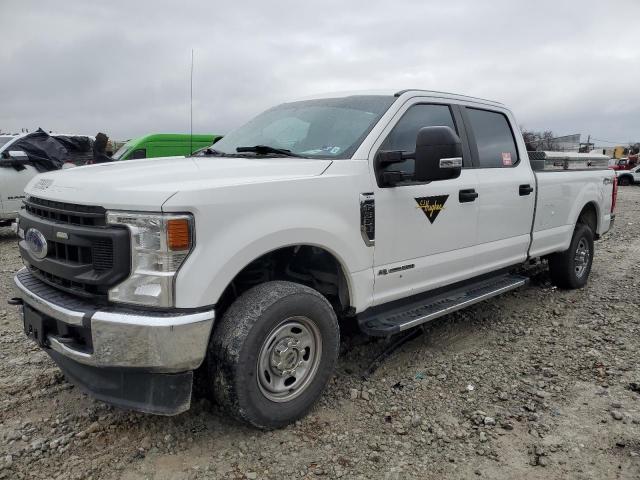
[611,176,618,213]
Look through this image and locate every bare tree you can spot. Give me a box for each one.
[542,131,556,150]
[520,126,558,151]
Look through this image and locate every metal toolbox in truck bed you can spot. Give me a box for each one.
[528,151,610,171]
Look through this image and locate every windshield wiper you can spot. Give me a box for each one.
[236,145,304,157]
[194,147,225,156]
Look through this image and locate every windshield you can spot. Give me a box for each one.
[0,136,16,150]
[209,95,395,159]
[111,142,130,160]
[112,141,132,160]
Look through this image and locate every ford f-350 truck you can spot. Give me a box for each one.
[11,90,616,428]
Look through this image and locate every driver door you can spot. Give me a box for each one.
[370,100,479,305]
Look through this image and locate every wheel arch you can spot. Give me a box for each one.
[214,243,355,319]
[576,201,598,235]
[618,173,633,185]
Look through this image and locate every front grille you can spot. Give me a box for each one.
[49,240,92,264]
[44,239,113,272]
[92,239,114,272]
[19,200,130,300]
[29,265,103,298]
[25,197,106,226]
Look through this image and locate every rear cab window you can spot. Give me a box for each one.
[465,107,519,168]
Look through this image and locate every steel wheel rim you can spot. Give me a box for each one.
[574,237,590,278]
[257,316,322,402]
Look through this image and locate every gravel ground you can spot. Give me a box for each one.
[1,187,639,480]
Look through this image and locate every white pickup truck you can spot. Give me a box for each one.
[11,90,616,428]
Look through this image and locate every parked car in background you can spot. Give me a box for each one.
[617,164,640,186]
[0,130,93,227]
[112,133,222,161]
[609,157,638,171]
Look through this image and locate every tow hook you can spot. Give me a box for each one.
[7,297,23,306]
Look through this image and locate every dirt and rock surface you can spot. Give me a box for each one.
[1,188,639,480]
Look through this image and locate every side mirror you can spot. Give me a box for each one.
[414,126,462,182]
[6,150,29,161]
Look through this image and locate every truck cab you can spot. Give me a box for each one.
[12,90,616,428]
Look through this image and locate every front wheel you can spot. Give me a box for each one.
[548,223,594,289]
[207,281,340,429]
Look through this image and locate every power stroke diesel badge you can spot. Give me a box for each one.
[415,195,448,224]
[25,228,48,260]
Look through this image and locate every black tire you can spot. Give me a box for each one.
[618,175,631,186]
[548,223,594,289]
[207,281,339,429]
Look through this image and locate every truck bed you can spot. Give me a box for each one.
[529,167,615,258]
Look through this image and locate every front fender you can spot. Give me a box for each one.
[182,226,359,309]
[170,180,373,309]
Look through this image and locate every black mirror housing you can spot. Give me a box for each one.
[376,150,404,168]
[414,126,462,182]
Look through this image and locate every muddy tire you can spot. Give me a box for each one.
[548,223,594,289]
[207,281,339,429]
[618,175,631,186]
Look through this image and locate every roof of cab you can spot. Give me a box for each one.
[393,89,503,106]
[295,89,503,107]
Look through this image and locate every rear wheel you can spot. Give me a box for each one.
[618,175,631,186]
[207,281,339,429]
[548,223,594,289]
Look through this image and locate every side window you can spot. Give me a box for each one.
[466,108,518,168]
[379,104,457,175]
[129,148,146,160]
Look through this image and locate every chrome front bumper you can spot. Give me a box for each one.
[13,268,215,372]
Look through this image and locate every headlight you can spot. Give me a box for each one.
[106,211,194,307]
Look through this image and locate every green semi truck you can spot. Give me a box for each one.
[112,133,222,161]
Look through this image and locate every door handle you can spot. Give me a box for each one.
[519,184,534,196]
[459,189,478,203]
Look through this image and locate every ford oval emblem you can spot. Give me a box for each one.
[25,228,48,260]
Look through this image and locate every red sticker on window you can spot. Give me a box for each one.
[502,152,512,166]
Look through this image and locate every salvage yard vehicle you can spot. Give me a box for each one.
[111,133,222,161]
[609,157,638,171]
[11,90,617,429]
[616,164,640,186]
[0,130,93,227]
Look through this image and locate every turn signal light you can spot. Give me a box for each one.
[167,219,191,251]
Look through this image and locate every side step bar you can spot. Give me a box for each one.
[358,274,528,336]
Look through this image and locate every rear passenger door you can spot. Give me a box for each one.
[462,106,535,273]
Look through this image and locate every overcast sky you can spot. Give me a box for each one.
[1,0,638,146]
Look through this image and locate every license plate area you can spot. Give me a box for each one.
[22,304,94,353]
[23,304,49,347]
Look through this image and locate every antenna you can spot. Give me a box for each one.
[190,49,194,156]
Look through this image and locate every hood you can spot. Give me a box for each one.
[24,156,333,210]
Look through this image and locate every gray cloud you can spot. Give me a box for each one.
[1,0,638,145]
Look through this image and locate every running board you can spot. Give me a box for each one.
[358,274,528,336]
